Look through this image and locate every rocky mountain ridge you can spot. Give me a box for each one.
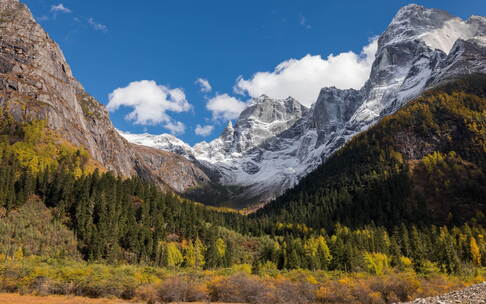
[0,0,210,193]
[122,4,486,206]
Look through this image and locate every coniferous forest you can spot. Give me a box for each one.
[1,76,485,302]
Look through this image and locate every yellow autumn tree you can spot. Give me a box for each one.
[470,237,481,266]
[183,240,196,268]
[363,252,390,275]
[194,238,206,269]
[215,238,226,258]
[164,242,184,267]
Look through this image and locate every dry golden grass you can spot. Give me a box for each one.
[0,293,243,304]
[0,293,137,304]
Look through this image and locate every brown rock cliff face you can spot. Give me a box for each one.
[0,0,210,192]
[132,145,209,193]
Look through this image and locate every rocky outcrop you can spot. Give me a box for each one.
[0,0,210,193]
[132,144,210,193]
[400,282,486,304]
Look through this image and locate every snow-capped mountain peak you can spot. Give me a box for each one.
[384,4,482,54]
[118,130,195,160]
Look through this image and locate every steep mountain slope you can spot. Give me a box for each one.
[123,4,486,207]
[255,75,486,229]
[0,0,210,192]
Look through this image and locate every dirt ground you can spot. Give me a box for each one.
[0,293,242,304]
[0,293,137,304]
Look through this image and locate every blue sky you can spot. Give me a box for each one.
[23,0,486,145]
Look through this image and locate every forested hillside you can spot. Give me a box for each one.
[256,75,486,230]
[0,112,254,266]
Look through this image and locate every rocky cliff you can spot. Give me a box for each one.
[0,0,210,193]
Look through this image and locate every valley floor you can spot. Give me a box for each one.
[2,283,486,304]
[0,294,245,304]
[0,255,484,304]
[0,293,135,304]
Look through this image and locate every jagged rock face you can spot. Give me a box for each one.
[195,96,308,158]
[427,37,486,86]
[234,96,309,152]
[0,0,210,192]
[122,4,486,207]
[131,145,209,193]
[304,6,486,182]
[320,6,486,157]
[312,88,364,147]
[192,96,311,202]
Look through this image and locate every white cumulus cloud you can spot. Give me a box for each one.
[195,78,212,93]
[51,4,71,14]
[195,124,214,136]
[164,121,186,135]
[234,38,378,106]
[107,80,191,134]
[88,18,108,32]
[206,94,247,121]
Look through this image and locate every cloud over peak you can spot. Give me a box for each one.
[164,121,186,135]
[107,80,191,134]
[234,38,378,106]
[195,124,214,136]
[206,94,247,121]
